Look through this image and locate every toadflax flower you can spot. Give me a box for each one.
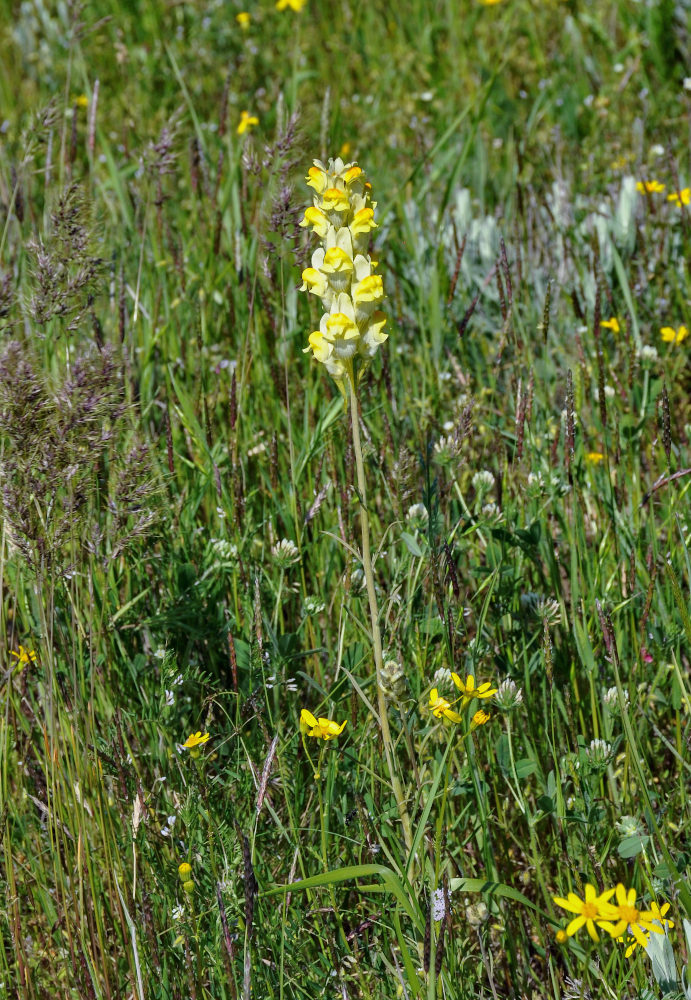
[300,157,387,393]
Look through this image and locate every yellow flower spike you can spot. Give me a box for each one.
[300,268,328,297]
[667,187,690,206]
[321,187,350,213]
[236,110,258,135]
[660,324,688,344]
[306,166,328,193]
[352,274,384,308]
[600,317,620,333]
[299,708,346,740]
[429,689,462,724]
[350,207,377,238]
[552,884,617,942]
[636,179,665,194]
[305,331,333,363]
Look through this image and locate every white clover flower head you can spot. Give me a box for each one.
[300,157,387,392]
[481,502,502,521]
[638,344,658,362]
[603,686,629,712]
[271,538,300,567]
[536,597,562,627]
[433,435,457,463]
[527,471,544,491]
[495,678,524,710]
[211,538,239,561]
[586,738,613,767]
[650,144,665,158]
[406,502,428,523]
[472,470,495,495]
[303,596,326,616]
[616,814,643,837]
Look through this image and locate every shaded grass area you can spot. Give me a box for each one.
[0,1,690,998]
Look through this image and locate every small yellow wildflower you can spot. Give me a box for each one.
[450,673,497,706]
[10,646,37,669]
[555,929,568,944]
[470,709,491,730]
[586,451,605,464]
[178,862,192,880]
[479,0,503,5]
[553,883,617,942]
[599,884,666,948]
[237,111,259,136]
[601,317,620,333]
[667,187,690,206]
[236,11,251,28]
[276,0,306,9]
[429,689,462,724]
[623,901,673,958]
[636,180,665,194]
[182,731,210,750]
[660,325,688,344]
[75,94,89,109]
[300,709,346,740]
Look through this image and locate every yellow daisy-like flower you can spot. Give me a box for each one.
[178,862,192,879]
[182,731,210,749]
[636,180,665,194]
[276,0,306,10]
[622,901,673,958]
[667,187,690,206]
[660,325,689,344]
[236,11,251,28]
[450,673,498,706]
[586,451,605,464]
[299,709,346,740]
[553,883,617,942]
[429,689,462,724]
[601,317,620,333]
[237,111,259,136]
[10,645,37,669]
[599,884,666,948]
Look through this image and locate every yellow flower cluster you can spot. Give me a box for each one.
[429,673,497,727]
[553,882,673,954]
[300,709,346,740]
[300,157,387,392]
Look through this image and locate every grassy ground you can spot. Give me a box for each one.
[1,1,690,997]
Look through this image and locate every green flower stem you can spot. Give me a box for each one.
[348,377,412,852]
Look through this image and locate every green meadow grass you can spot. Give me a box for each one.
[1,1,690,997]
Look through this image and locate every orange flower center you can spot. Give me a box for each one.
[582,902,599,919]
[619,905,639,924]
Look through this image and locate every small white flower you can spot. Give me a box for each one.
[481,502,501,520]
[165,690,175,707]
[472,470,495,495]
[638,344,658,362]
[604,686,629,711]
[154,647,167,660]
[174,673,184,686]
[303,596,326,616]
[407,503,428,522]
[586,738,613,766]
[172,904,185,920]
[684,77,691,92]
[495,678,524,710]
[431,888,446,922]
[271,538,300,567]
[649,144,665,158]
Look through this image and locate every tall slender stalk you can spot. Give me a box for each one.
[348,378,412,852]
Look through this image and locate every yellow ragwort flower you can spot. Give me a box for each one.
[599,884,666,949]
[429,689,462,724]
[660,324,688,345]
[237,111,259,136]
[586,451,605,464]
[300,157,387,392]
[276,0,306,9]
[300,709,346,740]
[10,646,37,669]
[450,673,497,706]
[178,862,192,880]
[667,187,690,206]
[636,180,665,194]
[236,12,251,28]
[553,883,617,942]
[623,901,673,958]
[182,731,210,749]
[600,317,620,333]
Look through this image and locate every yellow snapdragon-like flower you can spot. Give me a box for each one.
[300,709,347,740]
[300,156,388,392]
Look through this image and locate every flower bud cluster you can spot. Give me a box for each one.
[300,157,387,389]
